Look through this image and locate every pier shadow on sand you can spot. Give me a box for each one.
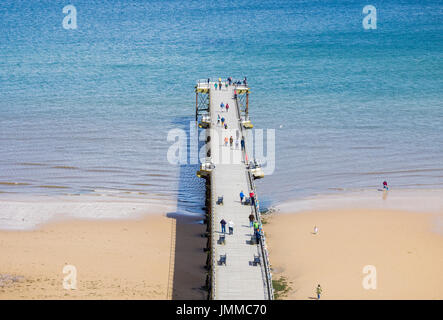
[166,117,207,300]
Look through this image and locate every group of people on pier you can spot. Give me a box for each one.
[210,77,248,90]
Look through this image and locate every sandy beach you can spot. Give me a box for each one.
[266,190,443,300]
[0,199,207,300]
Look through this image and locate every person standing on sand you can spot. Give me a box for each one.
[228,219,235,235]
[220,219,227,234]
[240,190,245,203]
[316,284,322,300]
[249,213,254,227]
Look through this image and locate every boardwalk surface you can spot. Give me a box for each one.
[204,82,268,300]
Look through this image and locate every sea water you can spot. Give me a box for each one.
[0,0,442,218]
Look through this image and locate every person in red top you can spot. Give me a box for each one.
[249,191,255,207]
[225,103,229,112]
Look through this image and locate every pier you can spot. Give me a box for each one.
[196,78,274,300]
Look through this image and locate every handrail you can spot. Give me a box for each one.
[235,94,274,300]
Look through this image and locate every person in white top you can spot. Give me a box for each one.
[313,226,318,235]
[228,220,235,235]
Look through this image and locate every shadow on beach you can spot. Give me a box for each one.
[166,117,207,300]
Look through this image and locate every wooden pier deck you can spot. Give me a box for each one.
[196,79,273,300]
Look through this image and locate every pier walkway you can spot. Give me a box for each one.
[196,79,273,300]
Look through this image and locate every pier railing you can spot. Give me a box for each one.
[234,94,274,300]
[210,175,218,300]
[246,170,274,300]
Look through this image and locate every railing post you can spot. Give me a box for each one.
[246,92,249,117]
[196,91,198,121]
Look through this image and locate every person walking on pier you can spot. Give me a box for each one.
[316,284,322,300]
[221,117,225,126]
[249,213,255,227]
[217,114,220,125]
[228,219,235,235]
[224,123,228,130]
[225,103,229,112]
[240,137,245,151]
[224,137,229,147]
[236,130,239,140]
[253,220,259,231]
[220,219,227,234]
[255,228,261,244]
[220,102,224,112]
[240,190,245,203]
[249,191,255,207]
[229,136,233,148]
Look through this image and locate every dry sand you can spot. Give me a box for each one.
[0,212,207,299]
[266,208,443,299]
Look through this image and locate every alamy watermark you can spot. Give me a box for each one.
[62,5,77,30]
[362,265,377,290]
[166,121,276,175]
[62,265,77,290]
[362,5,377,30]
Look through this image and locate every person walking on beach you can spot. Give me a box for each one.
[228,219,235,235]
[229,136,233,148]
[225,103,229,112]
[240,190,245,203]
[220,219,227,234]
[249,213,255,227]
[316,284,322,300]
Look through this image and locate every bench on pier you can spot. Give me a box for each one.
[253,254,261,266]
[216,196,224,205]
[219,254,227,265]
[218,234,226,245]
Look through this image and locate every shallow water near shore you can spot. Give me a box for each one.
[1,0,442,225]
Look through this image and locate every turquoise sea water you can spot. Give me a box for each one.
[0,0,442,215]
